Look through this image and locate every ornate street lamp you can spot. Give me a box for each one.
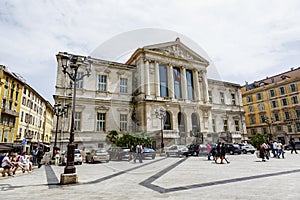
[155,107,166,153]
[52,103,68,159]
[59,54,91,184]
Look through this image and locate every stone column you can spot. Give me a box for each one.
[154,62,160,97]
[193,69,200,101]
[140,60,145,94]
[201,70,209,103]
[181,67,187,100]
[145,60,150,97]
[168,64,174,98]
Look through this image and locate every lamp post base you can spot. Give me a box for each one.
[60,173,78,185]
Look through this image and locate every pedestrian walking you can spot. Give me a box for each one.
[206,143,211,160]
[54,149,60,166]
[36,147,44,168]
[290,139,298,154]
[277,141,284,159]
[259,142,268,162]
[32,147,38,166]
[220,143,230,164]
[214,142,221,163]
[133,143,143,163]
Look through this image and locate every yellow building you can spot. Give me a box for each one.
[0,65,22,143]
[43,101,54,145]
[241,67,300,144]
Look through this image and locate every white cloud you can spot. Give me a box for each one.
[1,0,300,103]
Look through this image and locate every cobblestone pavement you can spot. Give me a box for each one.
[1,153,300,200]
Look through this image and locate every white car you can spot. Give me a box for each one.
[62,149,83,165]
[165,145,188,157]
[239,144,256,154]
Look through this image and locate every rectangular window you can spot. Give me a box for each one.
[231,93,236,105]
[291,96,298,104]
[159,65,168,97]
[208,91,212,103]
[269,89,276,97]
[273,113,280,121]
[284,111,290,120]
[276,126,282,131]
[251,129,256,135]
[173,67,182,98]
[258,103,265,111]
[223,119,228,131]
[220,92,225,104]
[256,93,262,101]
[288,125,293,133]
[281,98,288,106]
[250,116,256,124]
[21,111,24,122]
[247,95,253,103]
[120,114,127,131]
[186,70,194,100]
[120,78,128,93]
[279,87,286,95]
[74,112,81,131]
[290,84,297,92]
[234,120,240,131]
[260,115,266,123]
[76,72,83,89]
[295,110,300,119]
[98,75,107,91]
[212,119,216,132]
[248,105,254,112]
[262,127,267,134]
[97,113,106,131]
[271,100,278,108]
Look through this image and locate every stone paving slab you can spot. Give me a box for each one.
[0,153,300,200]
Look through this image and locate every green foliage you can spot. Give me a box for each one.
[106,130,119,145]
[250,134,269,149]
[117,132,152,147]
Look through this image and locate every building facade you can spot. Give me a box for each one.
[241,67,300,143]
[17,84,52,152]
[0,65,22,144]
[0,65,53,152]
[54,38,246,151]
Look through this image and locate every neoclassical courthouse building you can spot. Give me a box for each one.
[54,38,246,151]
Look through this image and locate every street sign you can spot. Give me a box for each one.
[22,138,27,144]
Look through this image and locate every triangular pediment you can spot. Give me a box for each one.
[143,38,209,64]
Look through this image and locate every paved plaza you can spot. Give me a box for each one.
[1,153,300,200]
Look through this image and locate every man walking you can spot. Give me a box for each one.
[290,139,298,154]
[133,143,143,163]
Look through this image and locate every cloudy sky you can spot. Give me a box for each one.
[1,0,300,104]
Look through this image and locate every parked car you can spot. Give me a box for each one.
[165,145,188,157]
[85,148,110,163]
[108,147,130,161]
[239,143,256,154]
[62,149,83,165]
[284,142,300,150]
[142,147,156,159]
[186,144,208,156]
[225,144,242,155]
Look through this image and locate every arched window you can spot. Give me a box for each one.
[164,111,172,130]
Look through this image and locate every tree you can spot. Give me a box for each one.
[250,134,269,149]
[116,132,152,148]
[106,130,119,145]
